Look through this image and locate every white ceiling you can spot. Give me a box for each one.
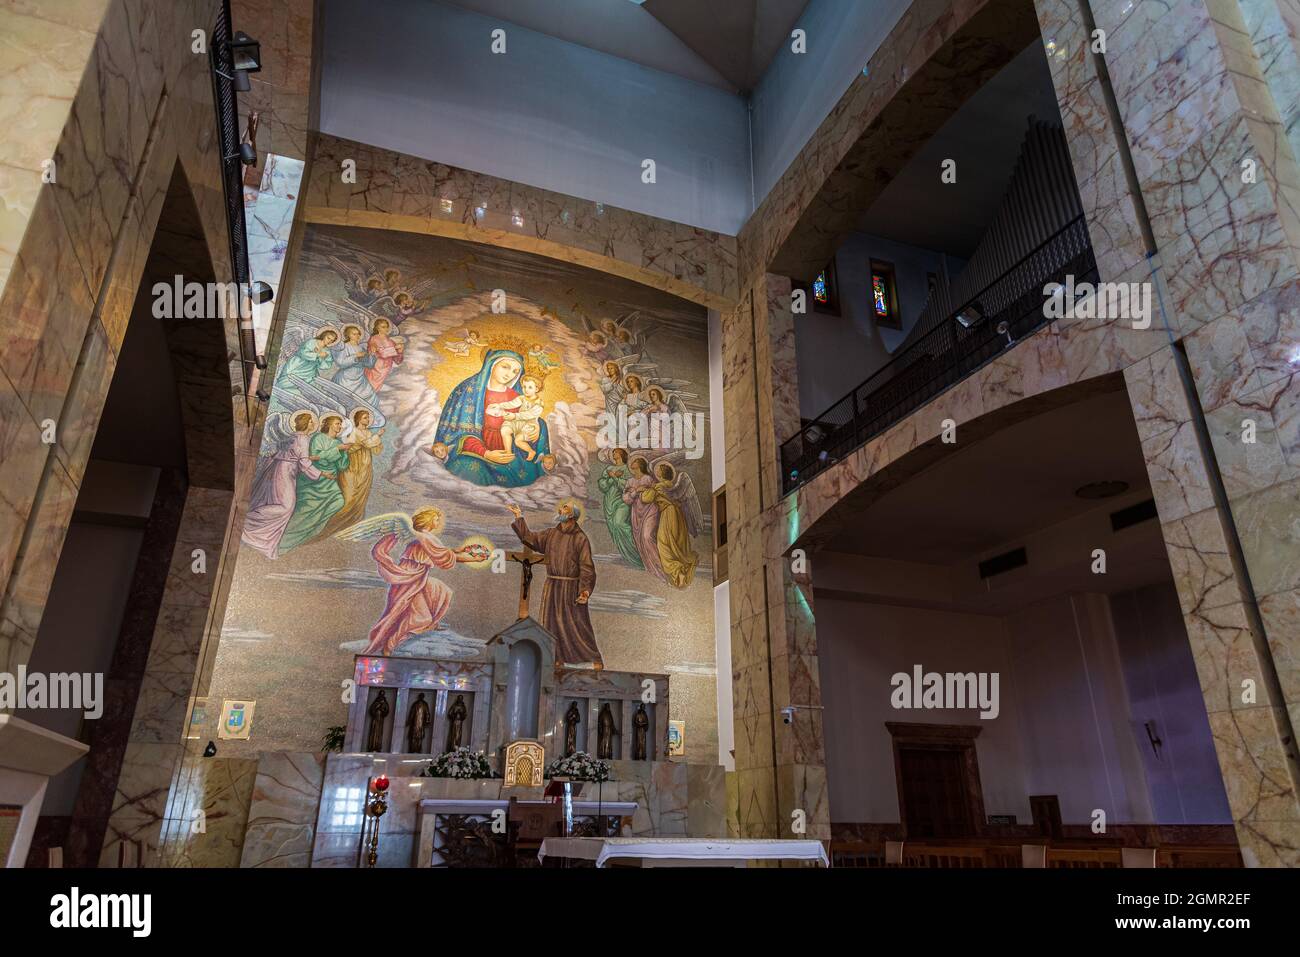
[444,0,811,93]
[819,387,1171,615]
[824,388,1152,565]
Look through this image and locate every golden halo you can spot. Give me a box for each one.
[289,408,318,429]
[316,325,340,341]
[556,497,587,522]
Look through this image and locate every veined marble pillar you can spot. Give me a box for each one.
[723,275,829,842]
[1037,0,1300,863]
[100,485,235,866]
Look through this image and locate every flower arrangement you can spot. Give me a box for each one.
[422,747,495,779]
[545,751,611,782]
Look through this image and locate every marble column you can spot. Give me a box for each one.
[100,485,235,866]
[723,275,829,842]
[1037,0,1300,864]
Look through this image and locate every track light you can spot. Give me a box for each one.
[255,387,272,403]
[248,280,273,305]
[254,354,268,370]
[955,300,986,328]
[230,31,263,73]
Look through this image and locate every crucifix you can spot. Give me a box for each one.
[507,547,546,620]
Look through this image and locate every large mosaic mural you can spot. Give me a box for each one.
[207,226,718,758]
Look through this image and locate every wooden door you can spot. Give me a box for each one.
[898,747,974,838]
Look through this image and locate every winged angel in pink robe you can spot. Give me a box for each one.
[334,508,490,655]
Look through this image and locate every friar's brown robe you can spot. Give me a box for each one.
[511,517,602,666]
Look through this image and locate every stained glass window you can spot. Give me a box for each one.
[869,259,899,327]
[872,275,889,317]
[813,271,829,305]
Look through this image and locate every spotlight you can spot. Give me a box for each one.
[230,31,263,73]
[233,68,251,92]
[239,141,257,166]
[203,741,217,757]
[955,300,986,328]
[803,423,826,445]
[997,319,1015,346]
[255,387,272,403]
[248,280,274,305]
[254,354,268,370]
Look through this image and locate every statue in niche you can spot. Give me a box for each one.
[632,702,649,761]
[366,690,390,752]
[597,703,617,760]
[406,692,431,753]
[445,694,468,752]
[564,702,582,757]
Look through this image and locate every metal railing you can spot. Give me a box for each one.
[209,0,256,389]
[780,215,1097,495]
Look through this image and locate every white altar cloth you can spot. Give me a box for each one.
[419,798,638,816]
[538,837,830,868]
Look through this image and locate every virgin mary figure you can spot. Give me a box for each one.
[433,348,552,487]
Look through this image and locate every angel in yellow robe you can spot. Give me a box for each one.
[640,462,703,589]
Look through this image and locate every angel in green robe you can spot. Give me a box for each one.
[280,414,351,551]
[276,328,339,401]
[597,448,642,568]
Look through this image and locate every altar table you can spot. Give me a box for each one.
[417,798,638,867]
[538,837,830,868]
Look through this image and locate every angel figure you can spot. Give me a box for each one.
[331,324,378,405]
[365,317,405,393]
[641,458,703,589]
[326,253,388,308]
[335,508,490,655]
[584,330,611,363]
[597,354,653,414]
[622,455,664,581]
[643,382,699,416]
[276,327,338,400]
[442,329,483,358]
[527,342,559,373]
[242,410,319,559]
[317,408,385,540]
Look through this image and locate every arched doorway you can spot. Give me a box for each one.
[23,163,236,867]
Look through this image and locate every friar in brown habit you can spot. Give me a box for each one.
[507,502,603,668]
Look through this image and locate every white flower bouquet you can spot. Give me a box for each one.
[545,751,611,782]
[422,746,495,779]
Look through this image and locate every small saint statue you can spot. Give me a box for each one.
[366,689,390,752]
[564,701,582,756]
[632,702,649,760]
[597,702,617,760]
[406,692,431,753]
[445,694,468,752]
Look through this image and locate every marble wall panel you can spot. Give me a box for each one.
[157,756,259,867]
[304,134,739,311]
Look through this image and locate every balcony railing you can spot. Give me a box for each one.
[779,215,1097,495]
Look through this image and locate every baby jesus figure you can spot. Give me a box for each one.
[494,374,545,461]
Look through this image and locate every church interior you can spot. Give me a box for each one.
[2,0,1299,885]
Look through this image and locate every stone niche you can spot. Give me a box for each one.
[344,616,670,766]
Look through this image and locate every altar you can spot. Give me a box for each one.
[308,612,726,867]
